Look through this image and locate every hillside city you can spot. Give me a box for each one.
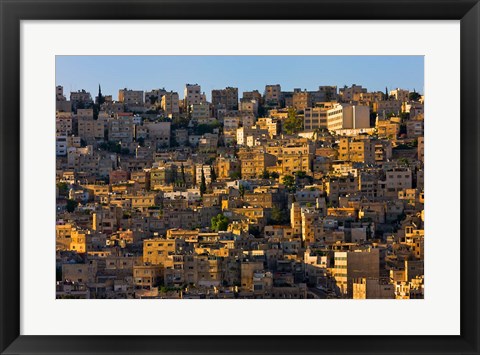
[56,83,424,299]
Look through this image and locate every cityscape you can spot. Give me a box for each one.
[56,56,424,299]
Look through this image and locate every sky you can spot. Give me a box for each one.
[56,56,424,101]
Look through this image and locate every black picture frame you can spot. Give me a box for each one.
[1,0,479,354]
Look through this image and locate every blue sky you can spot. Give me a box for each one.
[56,56,424,100]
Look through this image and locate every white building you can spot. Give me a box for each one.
[184,84,202,106]
[327,104,370,132]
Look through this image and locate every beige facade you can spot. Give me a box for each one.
[143,121,171,148]
[256,117,280,138]
[78,117,106,142]
[133,264,162,290]
[376,119,400,138]
[109,114,134,143]
[143,238,187,265]
[338,137,374,163]
[334,248,380,297]
[374,100,402,117]
[381,168,412,197]
[184,83,202,106]
[264,84,282,106]
[238,148,277,179]
[212,87,238,111]
[389,88,409,102]
[418,136,424,162]
[339,84,367,101]
[118,88,144,105]
[353,278,394,299]
[161,91,180,115]
[328,104,370,131]
[292,90,312,111]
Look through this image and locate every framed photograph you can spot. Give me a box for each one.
[1,0,479,354]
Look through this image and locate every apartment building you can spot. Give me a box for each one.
[212,87,238,111]
[161,91,180,115]
[333,248,380,297]
[184,83,202,106]
[118,88,144,105]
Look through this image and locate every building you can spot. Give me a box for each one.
[238,148,277,179]
[108,114,134,144]
[145,88,167,106]
[212,87,238,111]
[184,83,202,106]
[353,278,394,299]
[78,116,106,143]
[264,84,282,107]
[317,86,338,102]
[406,118,424,137]
[301,207,323,244]
[338,137,375,163]
[333,248,380,297]
[133,264,163,290]
[215,156,241,180]
[389,88,410,102]
[303,102,338,131]
[418,136,424,162]
[118,88,144,105]
[143,238,187,265]
[70,89,93,108]
[143,121,171,148]
[161,91,180,115]
[292,90,313,111]
[190,103,212,123]
[195,164,213,185]
[381,168,412,197]
[239,99,259,116]
[339,84,367,102]
[374,100,402,118]
[256,117,280,138]
[328,104,370,131]
[376,118,400,138]
[242,90,263,105]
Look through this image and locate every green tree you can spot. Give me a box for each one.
[66,199,78,213]
[170,166,178,184]
[296,171,307,179]
[249,225,261,237]
[149,95,157,105]
[399,112,410,121]
[270,171,279,179]
[172,115,190,129]
[283,107,303,134]
[239,184,245,198]
[97,84,105,105]
[181,163,186,184]
[230,171,241,180]
[398,157,409,166]
[194,121,221,135]
[210,165,217,182]
[270,206,287,225]
[211,214,229,232]
[260,170,270,179]
[56,182,69,196]
[200,168,207,196]
[409,90,421,101]
[282,174,296,192]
